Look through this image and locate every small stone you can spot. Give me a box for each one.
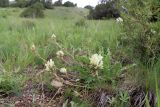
[51,80,63,88]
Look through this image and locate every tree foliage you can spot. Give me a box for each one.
[63,1,76,7]
[53,0,63,6]
[88,0,120,19]
[44,0,54,9]
[0,0,9,7]
[13,0,53,9]
[84,5,93,10]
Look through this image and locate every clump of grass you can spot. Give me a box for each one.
[0,65,25,96]
[22,20,35,29]
[75,19,86,27]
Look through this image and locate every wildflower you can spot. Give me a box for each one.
[45,59,55,71]
[60,68,67,74]
[56,50,64,58]
[116,17,123,23]
[90,54,103,69]
[31,44,36,52]
[51,33,56,39]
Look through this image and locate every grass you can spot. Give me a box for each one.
[0,7,121,71]
[0,7,123,106]
[1,5,159,107]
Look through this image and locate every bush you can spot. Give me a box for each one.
[119,0,160,64]
[63,1,76,7]
[88,1,120,19]
[20,2,44,18]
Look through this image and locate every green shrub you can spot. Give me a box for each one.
[119,0,160,64]
[20,2,44,18]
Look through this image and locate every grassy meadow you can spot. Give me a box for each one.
[0,4,159,107]
[0,7,124,106]
[0,7,120,71]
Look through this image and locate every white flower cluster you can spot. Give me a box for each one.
[51,33,56,39]
[45,58,67,74]
[45,59,55,71]
[56,50,64,58]
[90,54,103,69]
[60,67,67,73]
[116,17,123,23]
[31,44,36,52]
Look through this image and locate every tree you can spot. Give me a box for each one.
[15,0,29,7]
[14,0,54,9]
[0,0,9,7]
[63,1,76,7]
[100,0,114,4]
[27,0,41,7]
[84,5,93,10]
[88,1,120,19]
[53,0,62,6]
[44,0,54,9]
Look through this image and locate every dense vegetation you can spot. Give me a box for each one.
[88,0,120,19]
[0,0,160,106]
[0,0,9,7]
[63,1,77,7]
[20,2,45,18]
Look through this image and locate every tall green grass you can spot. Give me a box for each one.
[0,7,121,71]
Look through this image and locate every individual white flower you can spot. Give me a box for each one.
[90,54,103,69]
[45,59,55,71]
[45,66,50,71]
[116,17,123,23]
[31,44,36,52]
[60,68,67,74]
[51,33,56,39]
[56,50,64,58]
